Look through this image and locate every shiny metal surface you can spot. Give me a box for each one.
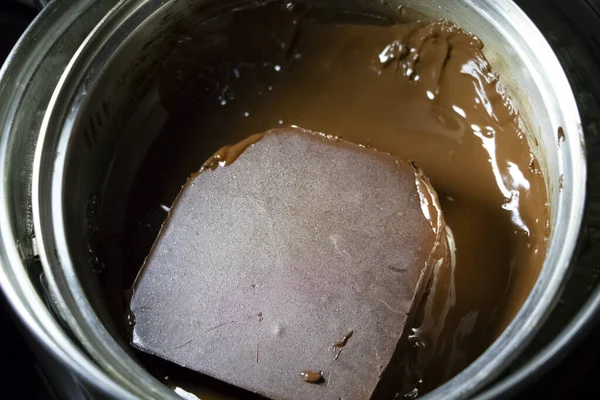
[0,0,587,399]
[478,284,600,399]
[0,0,136,398]
[477,0,600,395]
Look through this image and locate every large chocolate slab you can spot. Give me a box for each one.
[130,128,447,399]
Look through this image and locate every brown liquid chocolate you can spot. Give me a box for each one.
[116,2,549,397]
[300,370,324,384]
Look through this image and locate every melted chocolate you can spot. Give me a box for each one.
[300,370,324,384]
[111,2,548,397]
[332,330,354,348]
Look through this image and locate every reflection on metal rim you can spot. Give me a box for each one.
[0,0,136,398]
[477,284,600,399]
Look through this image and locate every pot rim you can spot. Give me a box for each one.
[0,0,136,398]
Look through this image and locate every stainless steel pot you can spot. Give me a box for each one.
[0,0,587,399]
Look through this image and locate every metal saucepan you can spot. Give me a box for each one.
[0,0,587,398]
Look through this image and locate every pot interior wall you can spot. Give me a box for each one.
[58,0,560,396]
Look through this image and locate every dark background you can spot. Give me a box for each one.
[1,0,599,398]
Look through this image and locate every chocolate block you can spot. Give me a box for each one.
[130,127,448,399]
